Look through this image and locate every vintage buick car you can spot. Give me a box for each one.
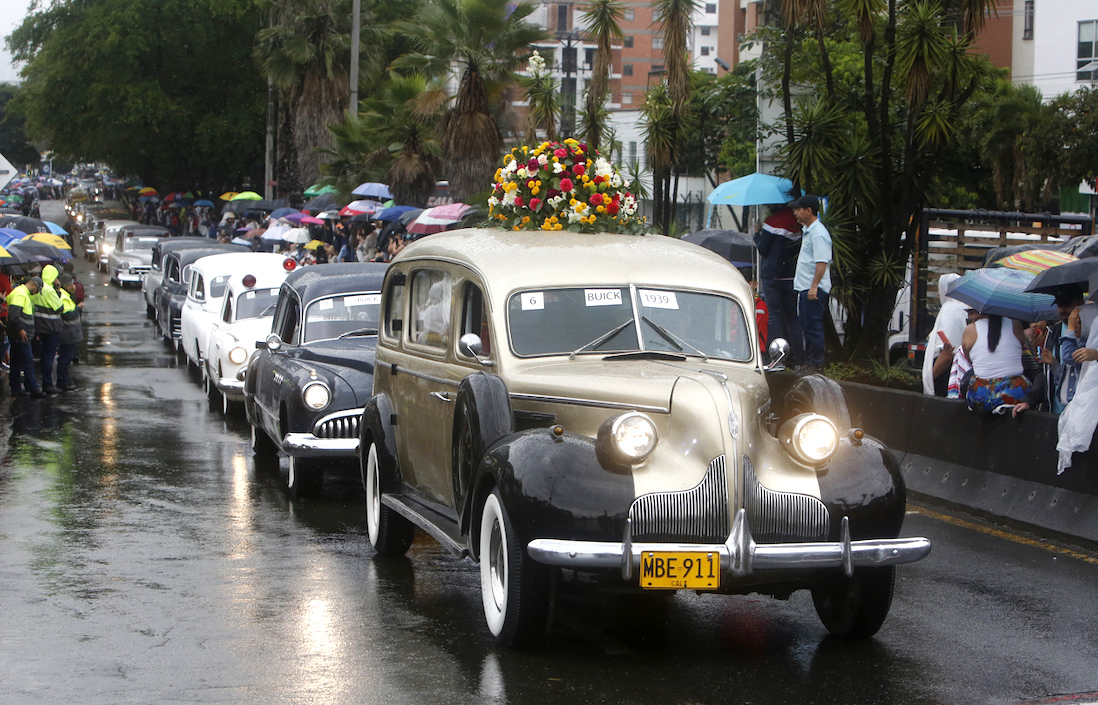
[361,229,931,647]
[154,244,247,343]
[107,225,168,287]
[143,237,215,319]
[245,262,389,495]
[203,259,298,413]
[85,218,138,262]
[180,251,294,371]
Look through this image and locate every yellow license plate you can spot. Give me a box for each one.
[640,551,720,590]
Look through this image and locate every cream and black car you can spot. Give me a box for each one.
[361,229,931,647]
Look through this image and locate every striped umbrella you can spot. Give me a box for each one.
[946,267,1058,322]
[994,249,1078,275]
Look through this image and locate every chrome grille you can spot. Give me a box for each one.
[743,455,829,543]
[313,410,363,439]
[171,320,181,340]
[628,457,730,543]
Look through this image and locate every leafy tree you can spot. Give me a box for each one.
[520,53,559,143]
[579,0,624,152]
[7,0,266,191]
[394,0,547,203]
[0,84,40,168]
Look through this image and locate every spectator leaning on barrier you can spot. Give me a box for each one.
[962,312,1030,416]
[922,273,966,396]
[790,194,832,370]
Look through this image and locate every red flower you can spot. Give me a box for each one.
[592,175,603,184]
[607,203,620,215]
[527,158,540,172]
[529,197,541,211]
[547,188,561,198]
[560,178,574,192]
[572,164,585,176]
[514,196,524,208]
[589,193,603,206]
[554,148,567,159]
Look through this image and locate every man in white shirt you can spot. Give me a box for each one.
[790,195,832,368]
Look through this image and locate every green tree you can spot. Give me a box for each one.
[0,84,40,169]
[320,73,441,207]
[394,0,547,203]
[964,80,1047,210]
[8,0,266,191]
[579,0,624,152]
[520,53,559,143]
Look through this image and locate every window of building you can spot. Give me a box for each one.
[1023,0,1034,40]
[585,48,595,67]
[557,4,568,31]
[651,64,664,73]
[623,64,633,76]
[624,8,634,21]
[1079,21,1098,80]
[628,141,638,168]
[622,91,633,104]
[652,36,664,50]
[624,35,634,48]
[701,46,710,56]
[701,26,711,36]
[706,3,716,12]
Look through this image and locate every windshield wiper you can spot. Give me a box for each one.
[569,319,634,359]
[642,316,708,361]
[338,327,379,339]
[258,303,277,317]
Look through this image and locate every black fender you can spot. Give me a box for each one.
[818,434,906,541]
[360,393,400,493]
[779,373,851,430]
[469,429,636,558]
[453,372,513,535]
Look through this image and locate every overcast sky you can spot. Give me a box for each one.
[0,0,32,84]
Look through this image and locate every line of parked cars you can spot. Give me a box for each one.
[133,227,932,649]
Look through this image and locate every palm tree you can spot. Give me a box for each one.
[651,0,697,234]
[394,0,548,203]
[255,0,352,191]
[320,73,441,207]
[640,83,675,233]
[520,53,560,143]
[579,0,624,152]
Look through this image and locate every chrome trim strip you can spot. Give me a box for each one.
[217,377,245,393]
[509,392,668,414]
[313,407,366,427]
[394,366,461,387]
[628,456,729,543]
[743,455,829,542]
[281,432,358,457]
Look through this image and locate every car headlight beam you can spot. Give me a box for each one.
[228,346,248,365]
[598,412,658,465]
[779,413,839,466]
[301,381,331,411]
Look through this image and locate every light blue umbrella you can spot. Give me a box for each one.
[946,267,1058,322]
[351,182,392,200]
[42,221,67,235]
[708,173,798,206]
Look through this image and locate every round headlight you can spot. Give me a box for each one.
[119,260,130,270]
[228,346,247,364]
[301,381,331,411]
[780,413,839,465]
[598,412,658,465]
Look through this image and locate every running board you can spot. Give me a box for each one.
[381,494,467,557]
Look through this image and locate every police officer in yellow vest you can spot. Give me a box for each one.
[33,264,65,394]
[6,276,45,397]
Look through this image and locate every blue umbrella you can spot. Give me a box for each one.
[0,228,26,247]
[946,267,1058,322]
[270,207,299,219]
[373,205,417,222]
[708,173,798,206]
[351,182,392,200]
[42,221,68,235]
[193,199,215,207]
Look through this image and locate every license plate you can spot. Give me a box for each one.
[639,551,720,590]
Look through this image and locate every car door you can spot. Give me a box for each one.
[182,270,205,361]
[256,289,301,439]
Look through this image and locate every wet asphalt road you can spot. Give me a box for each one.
[2,203,1098,704]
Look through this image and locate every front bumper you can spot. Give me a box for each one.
[281,407,365,458]
[115,269,146,283]
[527,510,931,581]
[217,377,245,401]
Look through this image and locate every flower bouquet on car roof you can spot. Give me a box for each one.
[488,139,646,234]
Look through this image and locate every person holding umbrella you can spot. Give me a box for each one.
[6,275,45,397]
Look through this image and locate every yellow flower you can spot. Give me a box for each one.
[505,154,514,162]
[570,198,577,206]
[602,193,612,205]
[523,146,529,154]
[554,223,563,230]
[532,187,540,195]
[522,216,530,223]
[536,180,542,186]
[581,174,590,182]
[513,225,521,230]
[550,216,558,223]
[597,205,606,214]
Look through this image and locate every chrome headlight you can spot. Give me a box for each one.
[118,260,130,270]
[598,412,658,465]
[301,381,331,411]
[779,413,839,465]
[228,346,247,365]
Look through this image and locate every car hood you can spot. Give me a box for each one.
[292,337,378,376]
[117,250,153,265]
[221,316,273,346]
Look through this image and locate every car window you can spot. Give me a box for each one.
[459,282,491,357]
[182,264,195,284]
[209,275,230,299]
[123,237,158,252]
[303,292,381,343]
[167,258,180,282]
[191,273,205,301]
[275,295,301,345]
[508,287,636,356]
[636,289,752,361]
[222,294,233,323]
[383,274,404,340]
[235,288,280,321]
[409,269,453,349]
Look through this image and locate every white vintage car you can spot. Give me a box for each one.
[180,252,294,373]
[202,258,299,412]
[107,226,167,287]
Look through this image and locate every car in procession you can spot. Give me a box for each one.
[202,257,299,413]
[107,225,167,287]
[179,252,295,372]
[84,218,138,263]
[143,237,216,319]
[360,228,932,647]
[244,262,388,496]
[154,244,247,343]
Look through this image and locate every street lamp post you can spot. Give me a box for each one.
[556,30,580,138]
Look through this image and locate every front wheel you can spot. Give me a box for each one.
[251,424,278,457]
[811,565,895,639]
[364,443,415,556]
[287,455,323,497]
[479,489,551,648]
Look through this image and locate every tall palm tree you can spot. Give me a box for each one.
[521,53,560,143]
[652,0,697,234]
[580,0,624,152]
[255,0,351,191]
[394,0,548,203]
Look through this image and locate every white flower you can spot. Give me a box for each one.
[552,162,564,174]
[516,167,527,178]
[538,154,548,167]
[503,190,517,206]
[488,195,500,208]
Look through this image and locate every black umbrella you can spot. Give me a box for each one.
[681,229,756,267]
[0,215,49,235]
[7,239,70,263]
[1024,257,1098,294]
[302,193,343,213]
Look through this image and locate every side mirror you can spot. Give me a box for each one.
[265,333,283,352]
[764,338,790,372]
[458,333,491,366]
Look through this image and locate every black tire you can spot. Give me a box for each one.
[779,373,851,430]
[364,442,415,556]
[145,301,155,320]
[479,488,551,648]
[204,373,220,411]
[452,374,513,523]
[251,423,278,457]
[811,565,896,639]
[287,455,323,497]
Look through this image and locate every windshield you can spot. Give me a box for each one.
[303,292,381,343]
[235,288,281,320]
[508,286,752,361]
[123,237,159,251]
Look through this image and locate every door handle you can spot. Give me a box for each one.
[429,391,453,403]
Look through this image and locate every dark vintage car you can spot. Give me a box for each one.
[360,228,931,647]
[154,244,248,343]
[244,262,389,495]
[143,237,215,319]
